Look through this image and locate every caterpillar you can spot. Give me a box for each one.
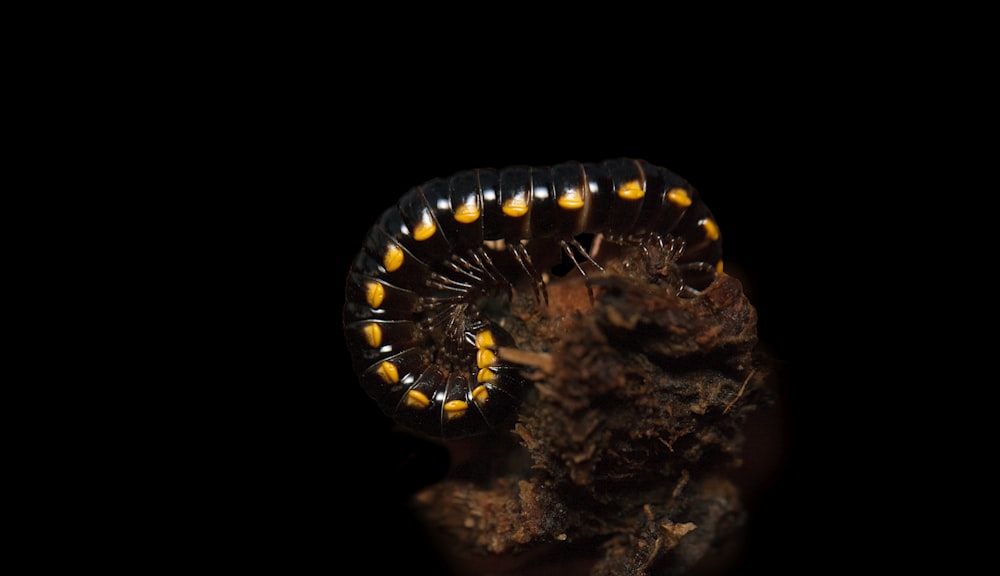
[342,158,723,438]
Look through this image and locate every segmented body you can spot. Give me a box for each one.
[342,158,723,437]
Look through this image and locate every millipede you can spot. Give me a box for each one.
[342,158,724,438]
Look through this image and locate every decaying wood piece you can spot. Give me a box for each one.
[413,265,773,576]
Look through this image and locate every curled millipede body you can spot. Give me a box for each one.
[342,158,723,437]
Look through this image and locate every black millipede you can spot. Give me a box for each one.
[342,158,723,438]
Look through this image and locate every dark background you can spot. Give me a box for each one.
[100,19,948,572]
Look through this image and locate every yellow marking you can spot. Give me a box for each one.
[617,180,645,200]
[477,368,496,383]
[453,202,480,224]
[700,218,720,241]
[362,323,382,348]
[443,400,468,418]
[558,187,585,210]
[716,260,724,274]
[502,195,529,217]
[375,361,399,384]
[405,389,430,409]
[667,187,692,207]
[383,244,404,272]
[477,349,496,369]
[475,330,496,349]
[365,281,385,308]
[412,212,437,241]
[472,385,489,404]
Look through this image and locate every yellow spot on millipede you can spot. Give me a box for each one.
[476,330,496,349]
[716,260,724,274]
[477,348,496,369]
[444,400,468,418]
[700,218,720,241]
[617,180,645,200]
[383,244,404,272]
[405,389,430,409]
[667,187,692,207]
[477,368,496,383]
[453,203,480,224]
[376,360,399,384]
[365,281,385,308]
[472,385,489,404]
[362,323,382,348]
[502,196,529,217]
[558,188,585,210]
[412,215,437,241]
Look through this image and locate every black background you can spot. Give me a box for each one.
[88,17,954,572]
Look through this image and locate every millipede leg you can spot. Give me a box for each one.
[560,239,605,305]
[564,238,605,273]
[471,248,514,303]
[445,255,485,283]
[510,243,548,306]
